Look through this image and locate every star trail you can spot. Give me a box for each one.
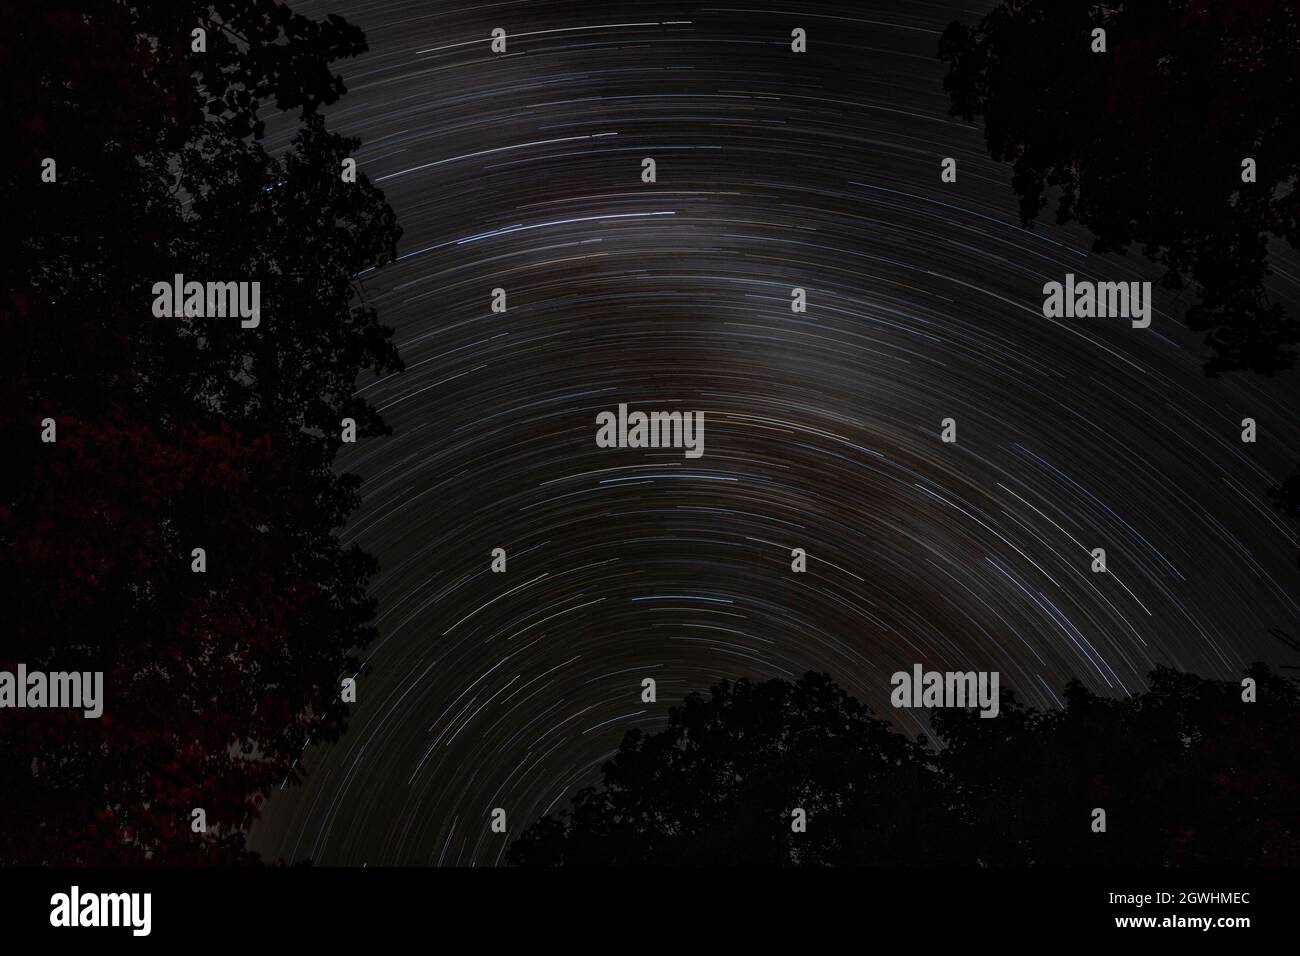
[248,0,1300,866]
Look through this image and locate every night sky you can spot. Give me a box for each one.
[249,0,1300,865]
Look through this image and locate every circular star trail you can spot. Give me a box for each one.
[250,0,1300,865]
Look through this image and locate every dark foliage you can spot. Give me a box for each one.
[939,0,1300,378]
[1,1,402,862]
[510,667,1300,865]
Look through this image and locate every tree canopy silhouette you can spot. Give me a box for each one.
[1,1,401,862]
[939,0,1300,378]
[509,667,1300,866]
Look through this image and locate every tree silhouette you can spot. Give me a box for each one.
[1,1,401,863]
[510,667,1300,866]
[939,0,1300,378]
[933,664,1300,865]
[509,673,956,866]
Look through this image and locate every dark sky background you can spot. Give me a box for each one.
[249,0,1300,865]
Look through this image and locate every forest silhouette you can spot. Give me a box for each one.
[510,667,1300,866]
[2,1,400,863]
